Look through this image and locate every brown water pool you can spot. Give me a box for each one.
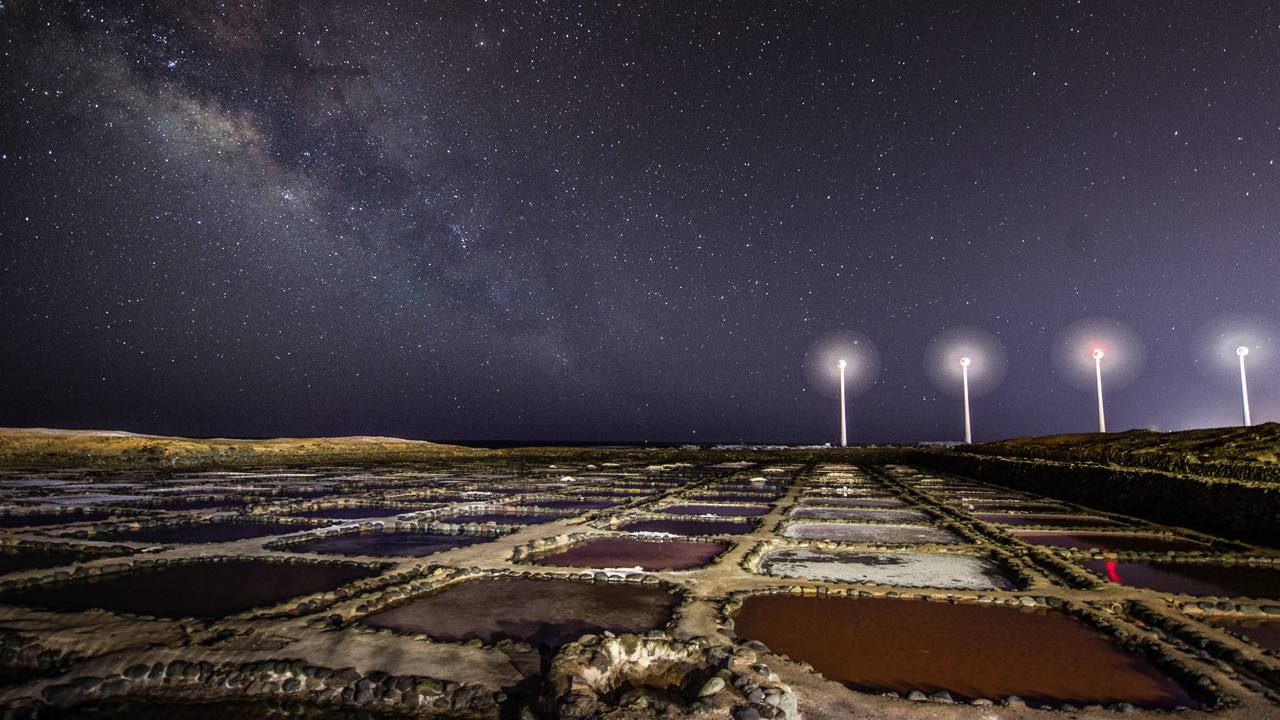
[92,522,309,544]
[661,504,771,517]
[283,531,493,557]
[733,595,1197,708]
[533,537,728,570]
[360,577,678,647]
[618,518,754,536]
[1083,560,1280,597]
[1208,619,1280,653]
[0,559,379,618]
[975,513,1123,528]
[1012,531,1207,552]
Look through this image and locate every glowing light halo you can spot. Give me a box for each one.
[1052,317,1145,392]
[1193,312,1277,387]
[804,330,881,399]
[923,326,1006,398]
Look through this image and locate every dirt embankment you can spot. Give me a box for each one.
[0,428,487,469]
[964,423,1280,484]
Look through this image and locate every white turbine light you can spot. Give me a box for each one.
[1092,346,1106,433]
[1053,318,1144,433]
[924,327,1006,445]
[1237,346,1252,427]
[837,358,848,448]
[804,331,881,448]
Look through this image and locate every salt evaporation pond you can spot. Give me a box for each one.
[660,504,771,517]
[975,513,1123,528]
[1208,619,1280,654]
[784,522,963,544]
[618,518,753,536]
[293,506,410,520]
[733,595,1197,708]
[789,507,930,523]
[0,511,116,528]
[360,577,678,647]
[130,499,237,511]
[1012,531,1207,552]
[758,548,1019,589]
[534,537,728,570]
[1083,559,1280,597]
[515,499,618,511]
[284,531,493,557]
[442,512,566,525]
[0,547,99,575]
[798,497,906,508]
[0,560,379,618]
[93,521,308,544]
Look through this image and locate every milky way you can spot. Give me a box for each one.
[1,2,1277,443]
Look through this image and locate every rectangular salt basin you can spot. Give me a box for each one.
[441,512,568,525]
[1208,619,1280,654]
[798,497,906,508]
[660,504,771,517]
[1084,559,1280,598]
[533,537,728,570]
[0,511,118,528]
[1011,531,1208,552]
[283,531,493,557]
[292,506,412,520]
[92,522,309,544]
[733,595,1197,708]
[975,513,1124,528]
[784,522,963,545]
[759,548,1019,590]
[0,560,379,618]
[360,577,679,647]
[789,507,930,523]
[618,518,754,536]
[0,547,105,576]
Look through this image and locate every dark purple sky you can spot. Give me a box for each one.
[1,1,1276,443]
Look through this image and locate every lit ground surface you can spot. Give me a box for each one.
[0,459,1278,719]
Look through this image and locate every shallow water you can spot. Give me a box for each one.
[733,595,1196,708]
[1208,619,1280,653]
[783,522,962,544]
[292,506,409,519]
[789,507,929,523]
[94,521,308,544]
[0,547,94,575]
[0,511,116,528]
[515,499,618,510]
[1012,531,1207,552]
[1083,560,1280,597]
[284,531,493,557]
[974,513,1123,528]
[798,497,905,508]
[361,576,678,647]
[0,559,379,618]
[442,512,566,525]
[660,504,770,517]
[534,537,728,570]
[759,548,1020,589]
[618,518,753,536]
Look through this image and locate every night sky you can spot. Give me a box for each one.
[1,1,1277,444]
